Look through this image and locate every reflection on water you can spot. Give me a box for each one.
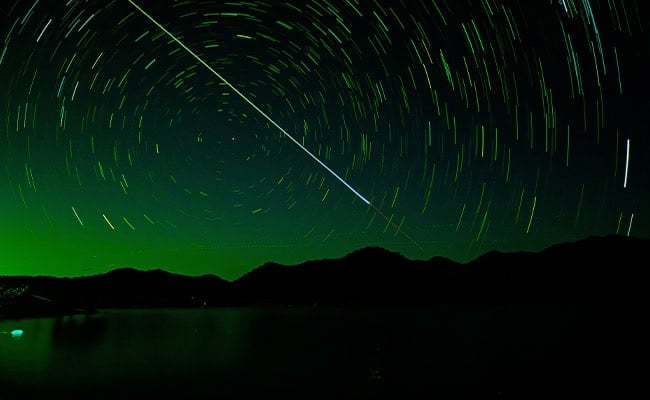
[52,316,107,348]
[0,306,646,398]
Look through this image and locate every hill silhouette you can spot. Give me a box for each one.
[1,235,647,318]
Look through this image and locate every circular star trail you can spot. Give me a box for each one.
[1,0,648,279]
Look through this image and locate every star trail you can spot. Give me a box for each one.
[1,0,648,280]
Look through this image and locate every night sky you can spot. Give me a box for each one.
[1,0,648,280]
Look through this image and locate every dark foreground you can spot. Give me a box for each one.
[0,305,647,399]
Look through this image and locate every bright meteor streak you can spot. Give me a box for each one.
[126,0,370,205]
[126,0,424,250]
[623,139,630,188]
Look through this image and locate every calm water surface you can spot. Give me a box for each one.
[0,305,643,399]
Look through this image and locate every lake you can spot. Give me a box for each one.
[0,305,645,399]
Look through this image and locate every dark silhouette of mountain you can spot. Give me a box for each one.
[1,235,648,318]
[0,268,231,318]
[233,235,649,305]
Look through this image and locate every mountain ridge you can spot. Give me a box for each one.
[1,235,648,318]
